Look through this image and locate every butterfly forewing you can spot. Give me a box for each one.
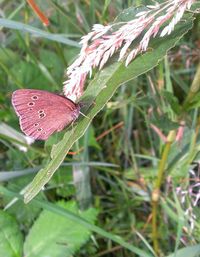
[12,89,80,140]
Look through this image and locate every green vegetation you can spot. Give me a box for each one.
[0,1,200,256]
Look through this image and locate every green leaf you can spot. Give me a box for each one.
[11,61,55,90]
[167,128,199,177]
[0,186,154,257]
[24,201,97,257]
[24,7,194,203]
[39,49,64,84]
[0,47,19,67]
[184,91,200,110]
[24,202,97,257]
[4,176,43,228]
[48,166,75,198]
[0,210,23,257]
[150,112,179,132]
[162,90,181,115]
[77,125,101,150]
[166,245,200,257]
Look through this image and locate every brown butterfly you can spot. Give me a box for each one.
[12,89,80,140]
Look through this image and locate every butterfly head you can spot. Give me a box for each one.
[72,103,81,120]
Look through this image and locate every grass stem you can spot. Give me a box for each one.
[151,130,176,255]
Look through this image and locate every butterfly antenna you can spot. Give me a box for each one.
[79,111,89,119]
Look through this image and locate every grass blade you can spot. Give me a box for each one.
[0,18,80,47]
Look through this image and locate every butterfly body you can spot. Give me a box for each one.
[12,89,80,140]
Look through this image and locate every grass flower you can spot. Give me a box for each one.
[176,167,200,230]
[63,0,195,101]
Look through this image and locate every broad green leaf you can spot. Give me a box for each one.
[24,8,194,203]
[162,90,181,115]
[0,47,19,67]
[0,210,23,257]
[166,245,200,257]
[0,186,154,257]
[47,165,75,198]
[11,61,56,90]
[167,127,200,178]
[0,18,80,47]
[4,176,43,228]
[39,49,64,84]
[150,112,179,132]
[24,201,97,257]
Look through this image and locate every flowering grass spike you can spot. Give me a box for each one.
[63,0,195,102]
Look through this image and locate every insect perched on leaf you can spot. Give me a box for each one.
[12,89,80,140]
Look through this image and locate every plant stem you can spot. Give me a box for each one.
[151,130,176,255]
[183,63,200,109]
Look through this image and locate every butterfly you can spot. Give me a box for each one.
[11,89,80,140]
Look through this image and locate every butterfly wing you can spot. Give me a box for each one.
[12,89,80,140]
